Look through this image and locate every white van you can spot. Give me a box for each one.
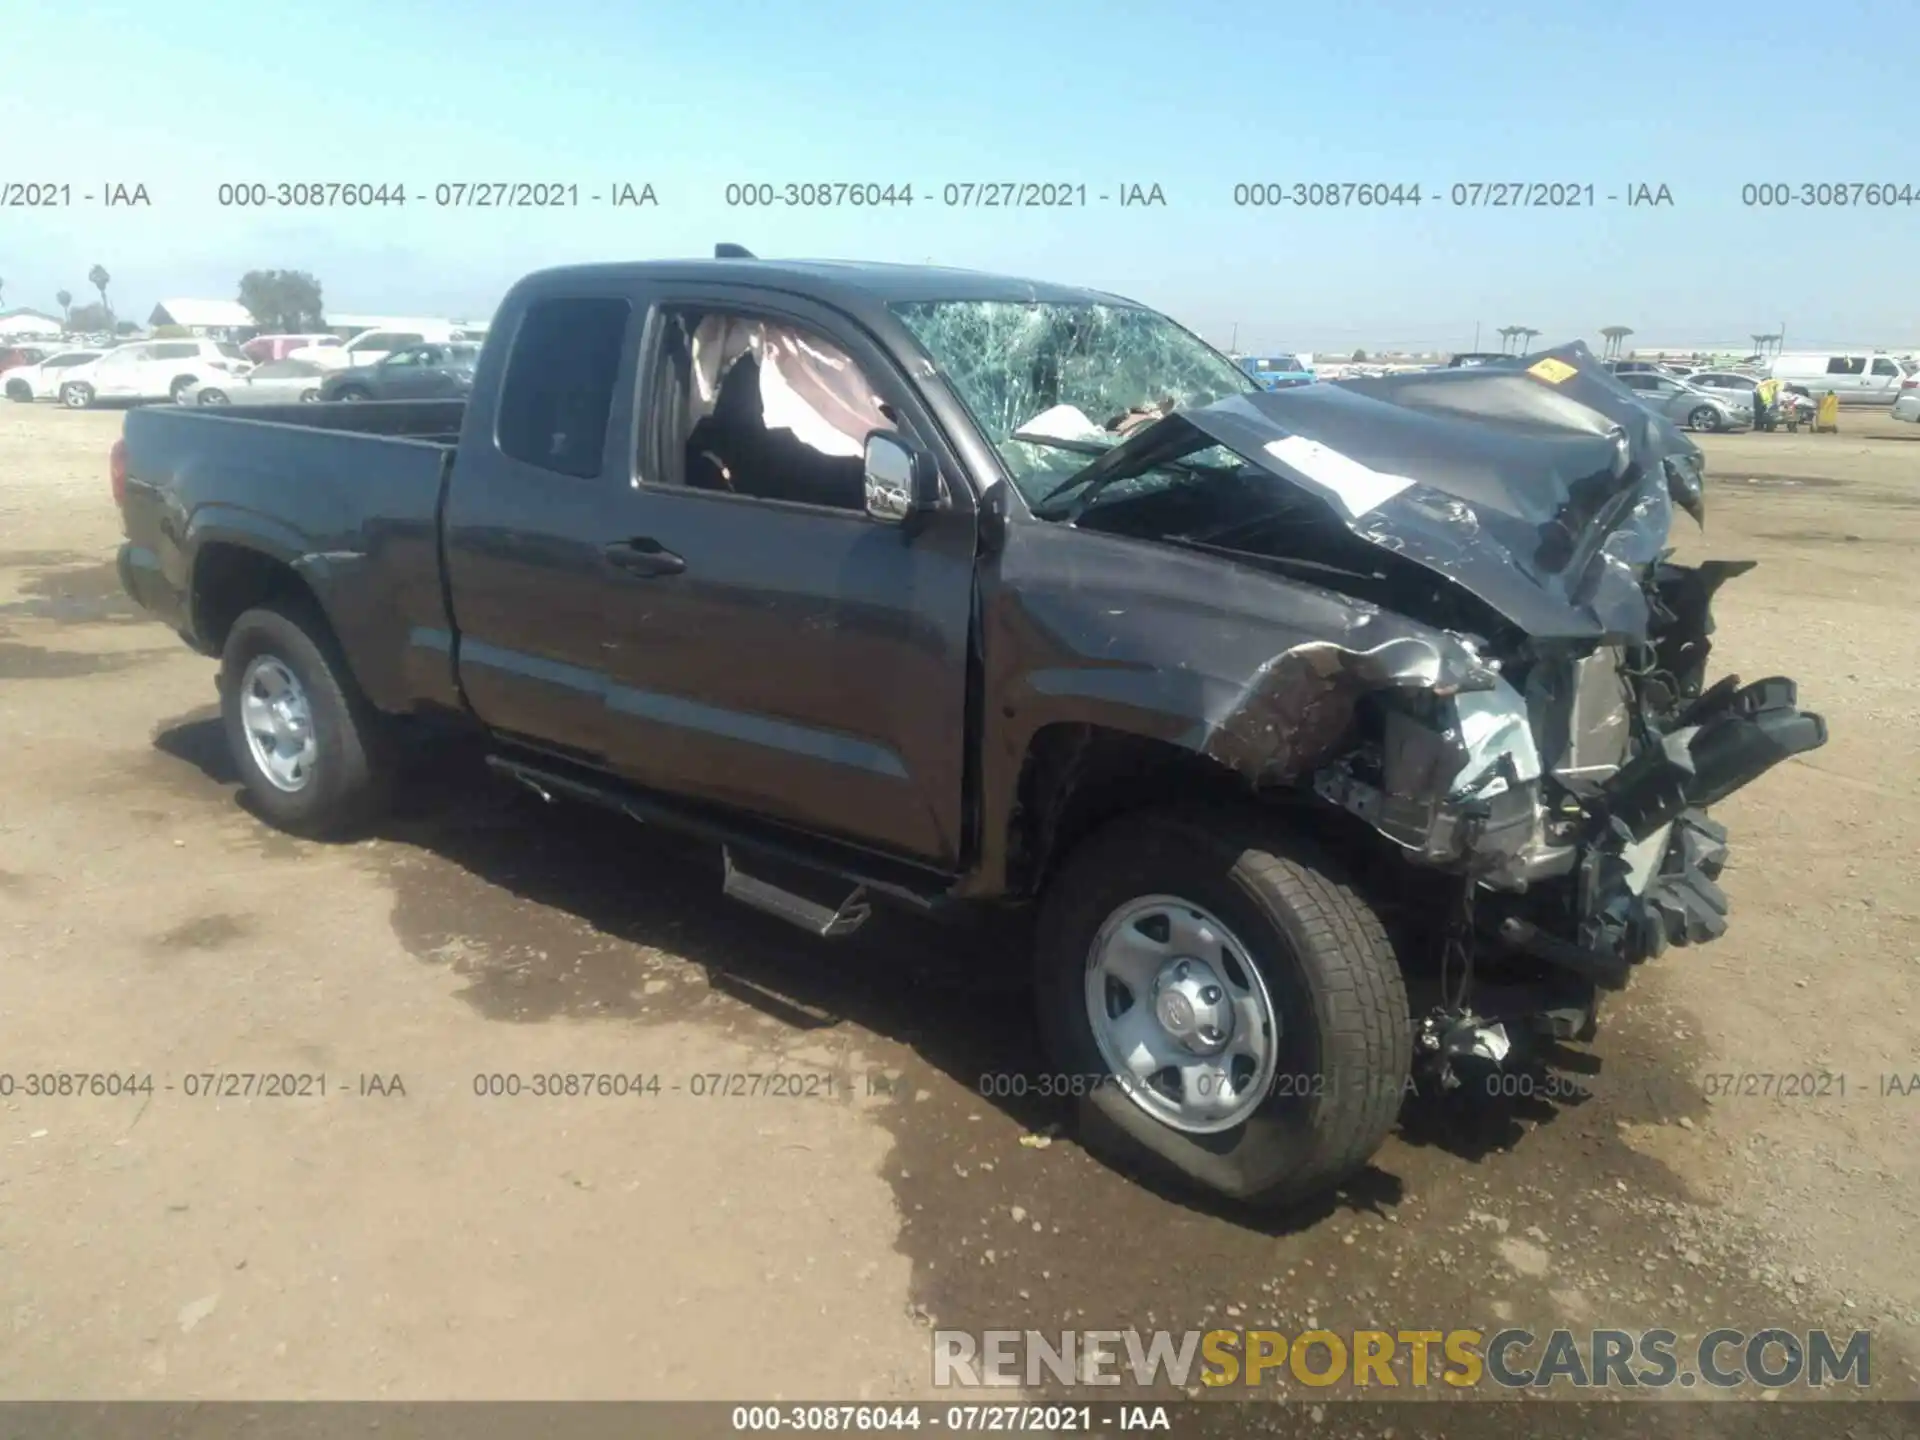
[1769,351,1908,405]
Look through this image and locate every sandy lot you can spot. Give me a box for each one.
[1,400,1915,1418]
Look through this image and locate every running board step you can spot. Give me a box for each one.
[722,847,872,938]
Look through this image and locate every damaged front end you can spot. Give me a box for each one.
[1064,342,1829,1087]
[1310,577,1826,1086]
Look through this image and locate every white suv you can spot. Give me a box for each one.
[58,339,253,408]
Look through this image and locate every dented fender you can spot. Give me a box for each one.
[962,513,1506,896]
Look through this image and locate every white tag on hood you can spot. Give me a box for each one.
[1261,435,1417,517]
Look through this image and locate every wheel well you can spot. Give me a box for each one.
[1006,723,1255,898]
[170,374,198,391]
[191,544,327,654]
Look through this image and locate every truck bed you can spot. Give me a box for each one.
[117,399,466,714]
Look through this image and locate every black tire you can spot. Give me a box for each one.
[5,380,31,403]
[197,388,228,405]
[1034,808,1410,1208]
[335,386,369,402]
[1687,405,1720,432]
[298,388,320,402]
[219,601,396,838]
[61,382,93,409]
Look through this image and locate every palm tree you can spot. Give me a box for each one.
[1600,325,1634,359]
[1496,326,1517,352]
[55,289,72,327]
[1517,327,1542,353]
[88,264,112,324]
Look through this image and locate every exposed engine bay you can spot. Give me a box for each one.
[1036,342,1830,1088]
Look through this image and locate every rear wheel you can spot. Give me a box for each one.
[299,388,320,402]
[1034,808,1411,1209]
[5,380,31,402]
[60,382,93,409]
[1687,405,1720,432]
[219,601,396,838]
[197,388,229,405]
[335,386,369,402]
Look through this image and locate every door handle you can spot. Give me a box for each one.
[603,538,685,577]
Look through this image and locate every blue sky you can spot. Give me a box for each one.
[2,0,1914,352]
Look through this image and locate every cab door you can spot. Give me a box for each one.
[593,286,981,868]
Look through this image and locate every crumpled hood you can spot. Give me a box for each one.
[1068,342,1708,642]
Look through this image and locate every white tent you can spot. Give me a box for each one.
[149,299,255,332]
[0,309,65,339]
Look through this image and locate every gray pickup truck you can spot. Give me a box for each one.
[112,250,1827,1208]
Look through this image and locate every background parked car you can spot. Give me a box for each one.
[4,348,105,401]
[57,338,252,408]
[1614,370,1751,431]
[318,342,480,401]
[1769,351,1908,406]
[1237,352,1317,389]
[1606,359,1691,379]
[1892,385,1920,423]
[290,326,456,370]
[0,346,53,373]
[179,358,329,407]
[242,333,342,365]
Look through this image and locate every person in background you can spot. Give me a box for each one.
[1754,375,1780,431]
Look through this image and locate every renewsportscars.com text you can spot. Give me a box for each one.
[933,1327,1872,1391]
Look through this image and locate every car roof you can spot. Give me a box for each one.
[514,257,1146,311]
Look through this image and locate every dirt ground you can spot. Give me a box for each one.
[1,400,1916,1416]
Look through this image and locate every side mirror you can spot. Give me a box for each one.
[863,431,940,525]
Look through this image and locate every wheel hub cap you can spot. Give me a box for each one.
[1083,895,1281,1135]
[1152,958,1234,1054]
[239,655,317,792]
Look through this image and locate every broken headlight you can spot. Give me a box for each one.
[1314,674,1553,879]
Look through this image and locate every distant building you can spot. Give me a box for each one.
[0,308,66,339]
[147,299,256,337]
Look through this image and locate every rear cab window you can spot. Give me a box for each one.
[495,296,631,479]
[1871,357,1900,377]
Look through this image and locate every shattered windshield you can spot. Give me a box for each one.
[888,299,1258,509]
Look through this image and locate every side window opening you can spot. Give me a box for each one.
[498,296,630,479]
[650,310,895,512]
[1871,357,1898,376]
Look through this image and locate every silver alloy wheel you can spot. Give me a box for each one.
[1688,405,1719,432]
[238,654,318,793]
[1084,894,1280,1134]
[62,384,89,408]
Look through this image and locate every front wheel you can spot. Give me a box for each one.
[219,601,396,838]
[197,388,229,405]
[1687,405,1721,432]
[298,388,320,402]
[1034,808,1410,1209]
[60,382,94,409]
[334,387,369,402]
